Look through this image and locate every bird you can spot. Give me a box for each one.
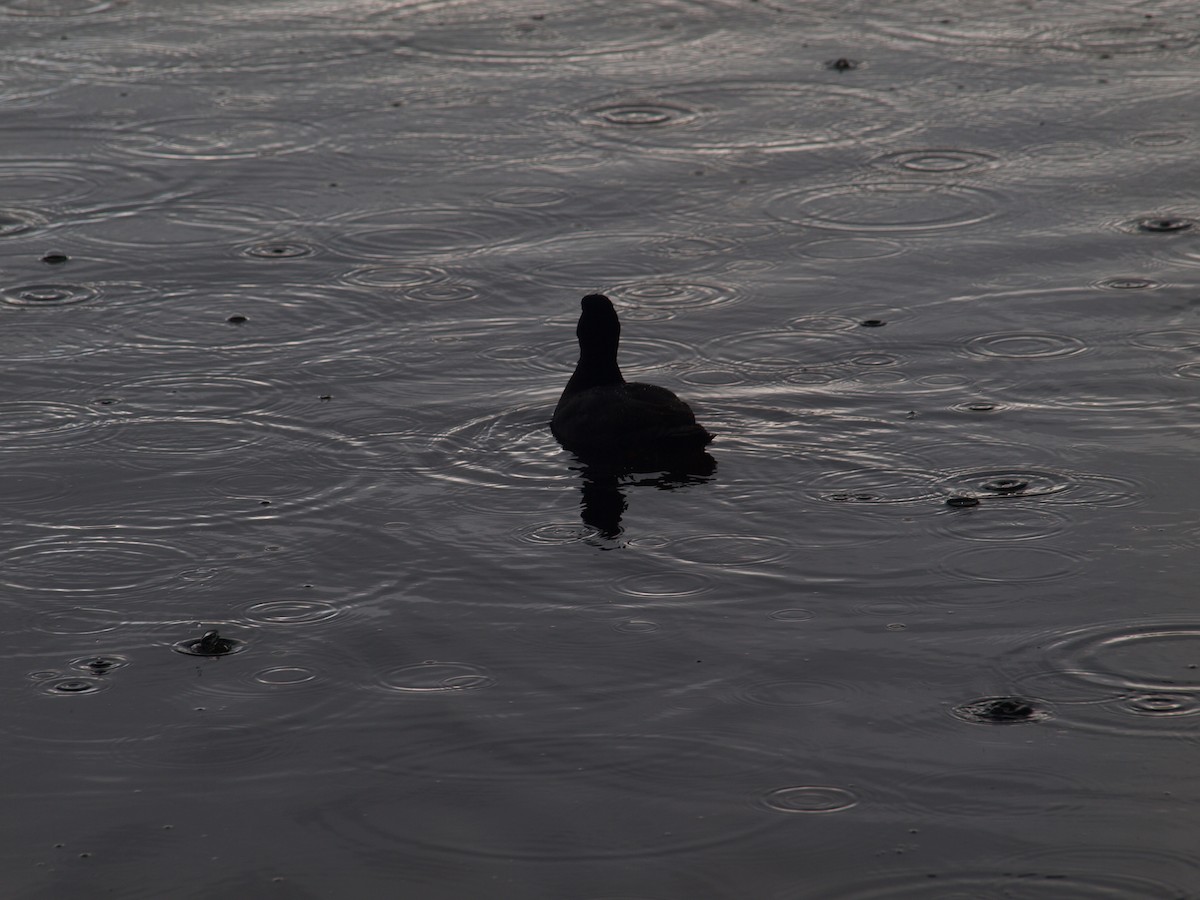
[551,293,713,464]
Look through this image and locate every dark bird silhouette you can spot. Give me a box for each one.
[551,294,713,466]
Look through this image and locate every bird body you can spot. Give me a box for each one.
[551,294,712,462]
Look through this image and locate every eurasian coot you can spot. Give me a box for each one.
[551,294,712,461]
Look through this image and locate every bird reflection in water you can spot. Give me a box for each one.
[573,454,716,539]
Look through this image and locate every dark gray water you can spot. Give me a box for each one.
[3,0,1199,896]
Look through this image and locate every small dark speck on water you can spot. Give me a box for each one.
[859,319,886,327]
[826,57,859,71]
[226,314,248,324]
[41,252,69,265]
[946,496,980,508]
[1138,216,1193,233]
[319,394,332,401]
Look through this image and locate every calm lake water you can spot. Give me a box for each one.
[2,0,1199,896]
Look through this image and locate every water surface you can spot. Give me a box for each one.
[2,0,1199,896]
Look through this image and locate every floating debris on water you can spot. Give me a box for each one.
[173,629,244,657]
[953,695,1051,725]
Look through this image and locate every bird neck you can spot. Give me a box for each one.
[564,344,624,393]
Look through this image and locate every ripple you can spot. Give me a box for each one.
[103,417,274,455]
[872,148,998,173]
[760,785,857,813]
[936,468,1072,501]
[172,630,246,657]
[1130,328,1200,350]
[905,766,1084,817]
[1173,362,1200,380]
[573,82,908,153]
[39,676,106,695]
[0,401,106,450]
[870,14,1042,50]
[105,371,293,416]
[377,661,495,694]
[33,606,122,634]
[0,159,169,208]
[510,603,675,649]
[78,199,288,252]
[70,654,129,674]
[817,870,1186,899]
[1,282,98,307]
[244,599,339,626]
[155,25,399,76]
[330,730,792,858]
[937,546,1081,585]
[399,0,731,62]
[801,237,905,260]
[238,240,316,259]
[932,506,1069,542]
[1121,692,1200,717]
[0,0,124,16]
[767,181,1000,232]
[0,207,48,237]
[997,622,1200,737]
[124,285,384,352]
[588,102,694,127]
[807,467,941,504]
[330,207,537,260]
[396,729,788,783]
[1096,276,1161,290]
[1045,622,1200,694]
[343,263,451,288]
[122,115,324,160]
[407,282,481,302]
[679,368,747,386]
[321,774,777,861]
[255,666,316,686]
[1011,847,1200,899]
[612,571,712,598]
[1130,131,1188,148]
[0,471,70,506]
[665,534,791,567]
[612,280,741,310]
[402,405,562,493]
[1126,215,1195,234]
[487,186,570,207]
[1047,21,1198,53]
[767,608,816,622]
[734,679,859,709]
[0,535,194,594]
[1015,690,1200,738]
[788,314,862,333]
[341,265,482,302]
[964,331,1087,358]
[704,328,845,371]
[513,523,597,546]
[523,231,732,288]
